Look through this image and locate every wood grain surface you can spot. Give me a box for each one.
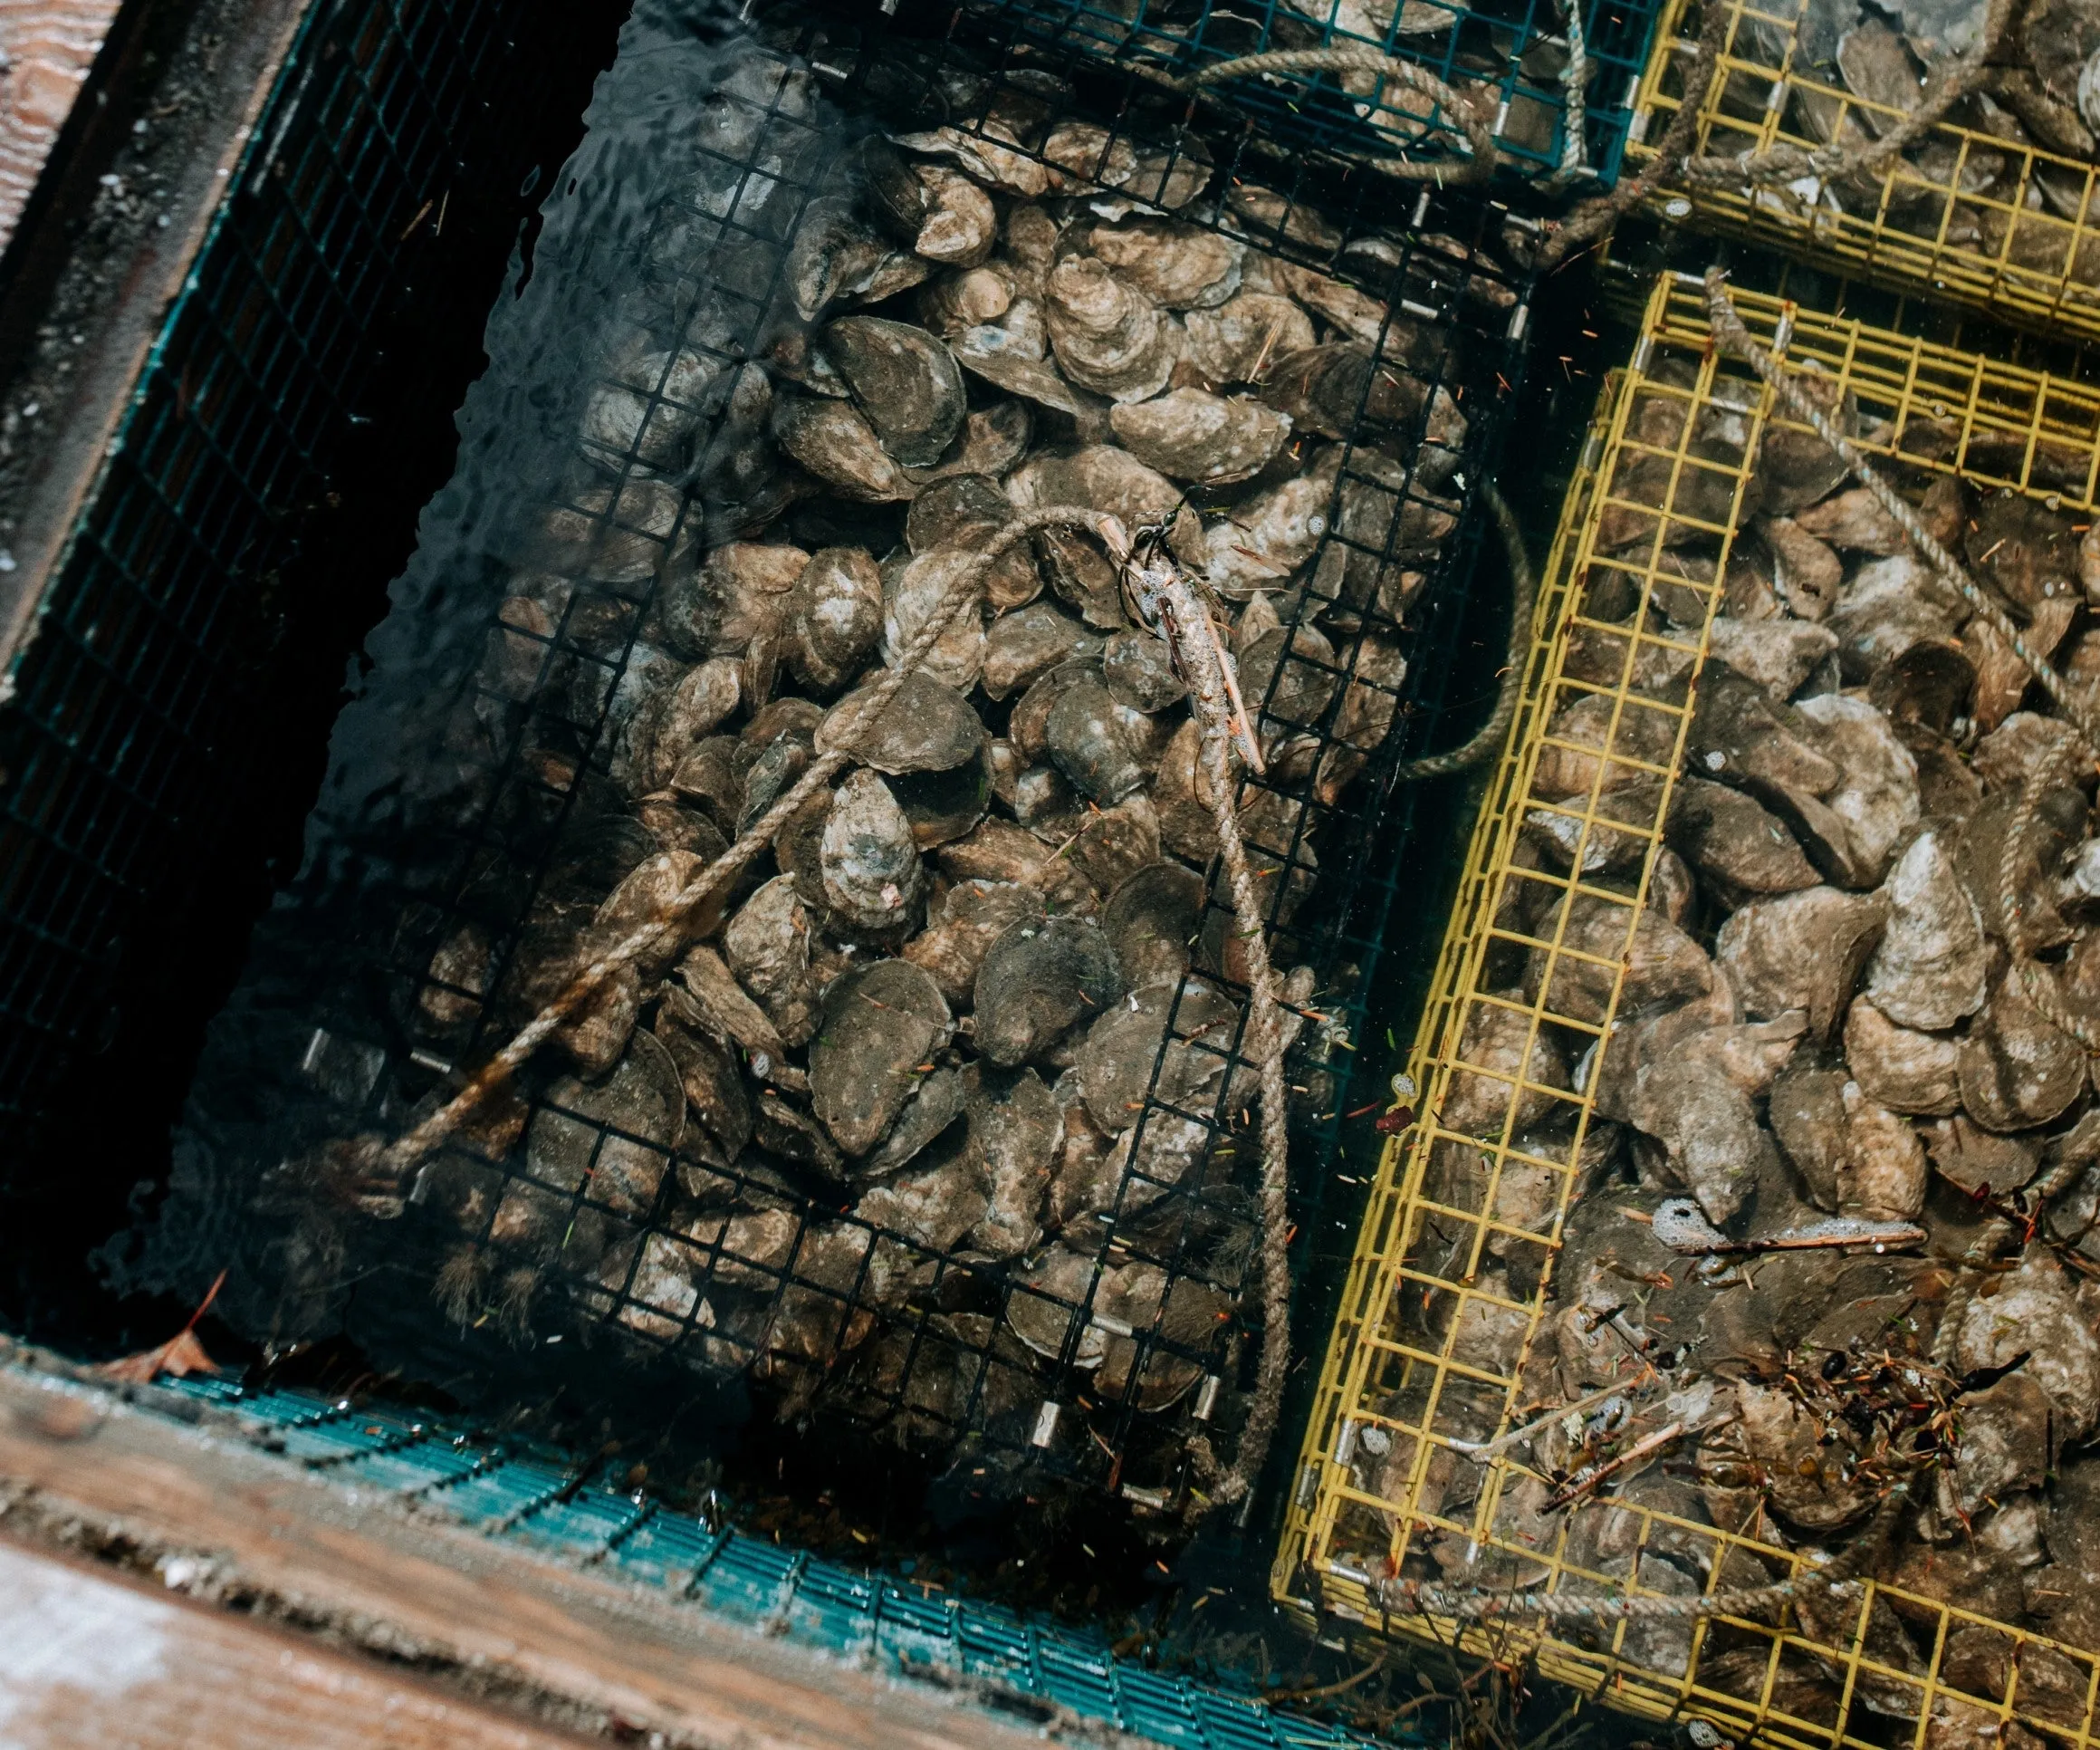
[0,0,125,250]
[0,1541,604,1748]
[0,1364,1089,1750]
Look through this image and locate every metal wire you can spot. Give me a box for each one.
[156,14,1535,1507]
[1624,0,2100,341]
[1274,274,2100,1750]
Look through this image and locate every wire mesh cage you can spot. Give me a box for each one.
[1273,273,2100,1750]
[0,0,609,1167]
[1625,0,2100,344]
[122,1369,1400,1750]
[963,0,1664,186]
[155,0,1536,1512]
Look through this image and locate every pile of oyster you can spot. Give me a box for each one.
[1333,353,2100,1728]
[1706,0,2100,290]
[399,47,1501,1456]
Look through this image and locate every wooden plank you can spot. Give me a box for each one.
[0,1363,1095,1750]
[0,1541,603,1748]
[0,0,125,251]
[0,0,306,671]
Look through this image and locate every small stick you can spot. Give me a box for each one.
[1446,1370,1655,1457]
[1649,1197,1923,1256]
[1544,1420,1683,1510]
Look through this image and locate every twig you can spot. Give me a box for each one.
[1544,1419,1684,1509]
[1445,1370,1654,1457]
[1650,1197,1924,1256]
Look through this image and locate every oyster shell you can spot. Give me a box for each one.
[1443,993,1570,1138]
[1952,1250,2100,1439]
[820,769,925,935]
[902,878,1045,1006]
[809,958,952,1159]
[820,669,983,776]
[1107,389,1290,485]
[881,550,986,691]
[822,317,966,470]
[1183,293,1314,387]
[1715,886,1886,1040]
[973,915,1125,1067]
[529,1029,686,1220]
[1958,965,2087,1131]
[1045,255,1181,403]
[1100,861,1203,989]
[982,601,1096,699]
[723,874,822,1047]
[1843,996,1961,1116]
[773,395,915,501]
[1088,218,1243,310]
[1865,829,1989,1030]
[784,546,883,696]
[1668,775,1820,899]
[906,473,1039,611]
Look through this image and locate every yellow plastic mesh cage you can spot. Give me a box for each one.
[1625,0,2100,344]
[1272,272,2100,1750]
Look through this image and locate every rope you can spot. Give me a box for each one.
[1681,0,2016,193]
[1190,639,1294,1512]
[1999,739,2100,1054]
[369,505,1129,1182]
[1392,479,1535,784]
[1536,0,1729,272]
[1176,48,1498,183]
[1379,1576,1795,1621]
[1702,269,2100,754]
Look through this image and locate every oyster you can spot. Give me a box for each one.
[1864,829,1988,1030]
[1108,389,1290,486]
[821,317,966,469]
[1184,293,1315,387]
[809,959,952,1160]
[1088,218,1243,309]
[773,395,915,501]
[784,546,883,696]
[820,768,925,936]
[1044,255,1181,403]
[906,474,1039,611]
[973,915,1125,1067]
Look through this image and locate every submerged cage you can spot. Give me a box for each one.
[1275,273,2100,1750]
[962,0,1665,187]
[140,0,1537,1514]
[1625,0,2100,345]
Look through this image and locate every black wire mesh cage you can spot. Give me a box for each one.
[959,0,1664,187]
[0,0,562,1149]
[155,0,1534,1511]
